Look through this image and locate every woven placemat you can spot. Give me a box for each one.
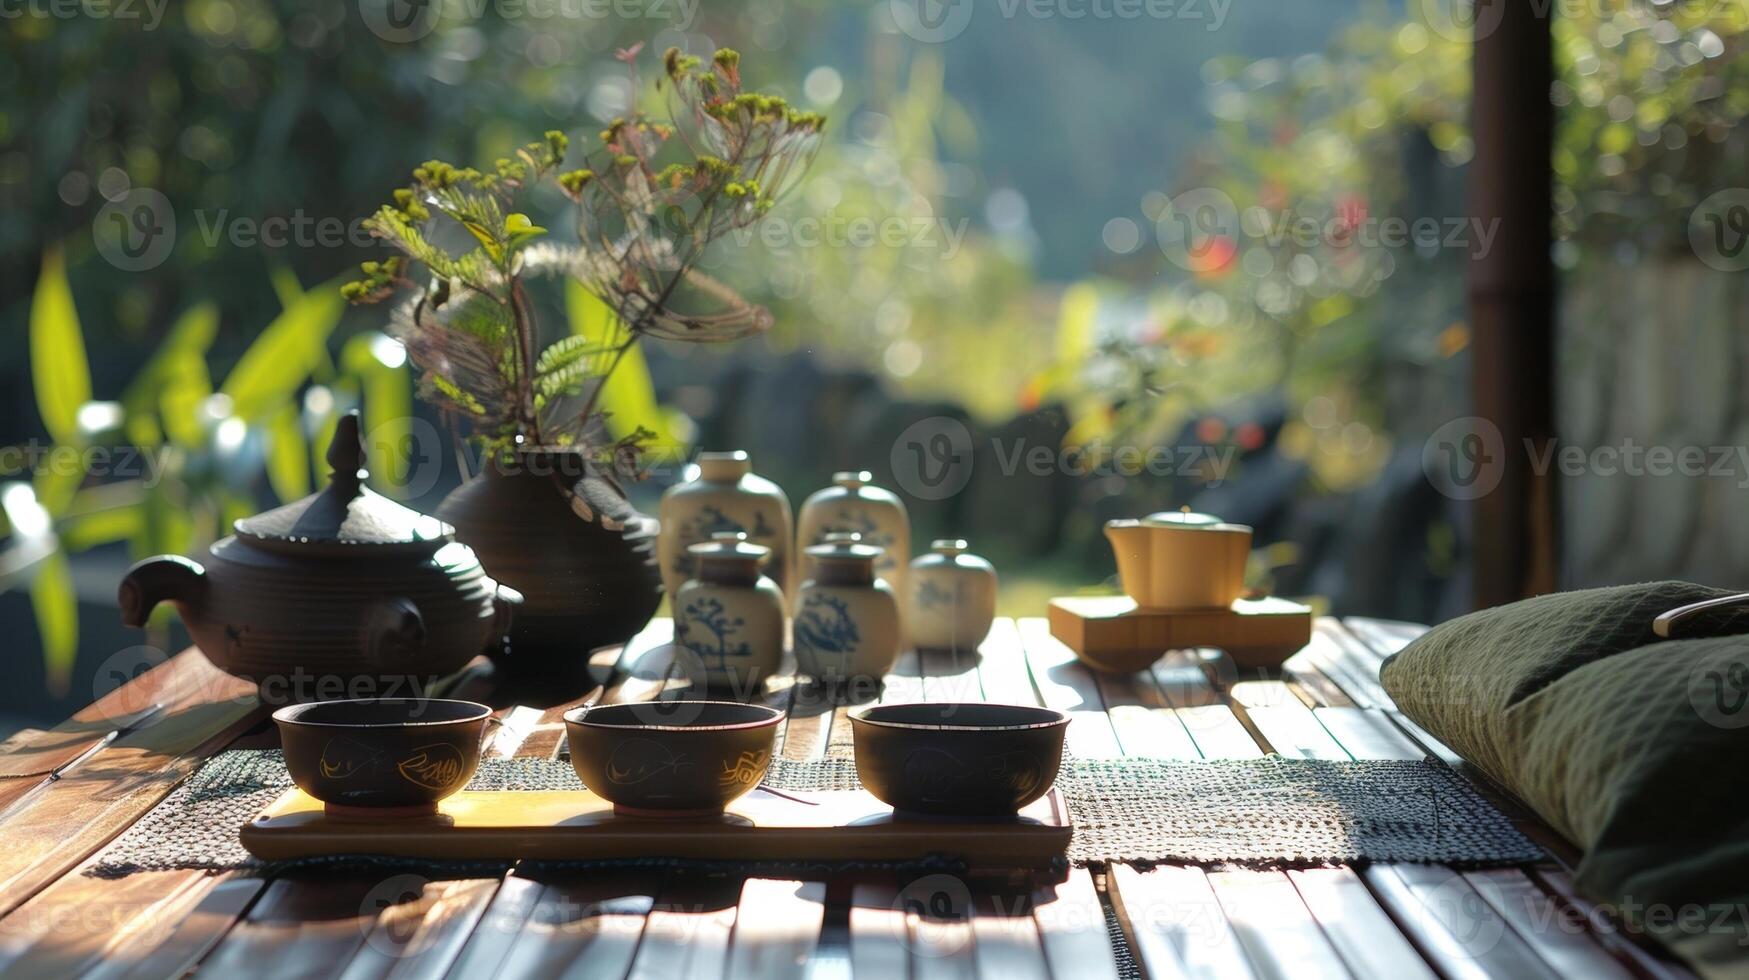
[87,750,1541,878]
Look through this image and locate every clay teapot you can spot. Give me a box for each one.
[118,412,517,700]
[1103,510,1251,610]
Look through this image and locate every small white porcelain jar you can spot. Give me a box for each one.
[907,539,997,652]
[673,532,785,694]
[796,471,910,602]
[658,451,794,602]
[794,533,900,684]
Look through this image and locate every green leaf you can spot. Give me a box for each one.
[269,263,305,308]
[30,246,93,445]
[220,276,345,420]
[29,552,78,696]
[265,403,310,502]
[536,334,611,375]
[565,280,681,454]
[122,302,218,448]
[33,461,85,517]
[59,502,145,551]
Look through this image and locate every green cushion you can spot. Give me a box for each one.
[1380,582,1749,979]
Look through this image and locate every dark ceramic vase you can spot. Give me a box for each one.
[436,450,661,669]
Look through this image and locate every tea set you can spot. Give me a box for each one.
[118,424,1291,856]
[269,693,1070,823]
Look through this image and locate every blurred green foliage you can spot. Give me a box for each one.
[1047,1,1749,493]
[5,249,405,690]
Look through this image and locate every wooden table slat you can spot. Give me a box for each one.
[1227,681,1349,760]
[723,879,827,980]
[1339,618,1428,659]
[1297,622,1394,711]
[626,878,739,980]
[1014,618,1122,759]
[1311,707,1426,762]
[439,876,544,978]
[917,646,984,704]
[485,877,656,980]
[969,890,1050,980]
[341,877,502,980]
[1031,869,1120,980]
[0,690,263,921]
[973,619,1042,709]
[102,876,267,980]
[1359,863,1561,980]
[1532,868,1696,980]
[1287,868,1436,980]
[1464,869,1634,980]
[0,867,224,979]
[1108,864,1255,979]
[1092,670,1201,761]
[192,876,379,980]
[847,884,909,980]
[1206,869,1354,980]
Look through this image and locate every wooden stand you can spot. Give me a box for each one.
[1046,595,1312,673]
[241,786,1071,872]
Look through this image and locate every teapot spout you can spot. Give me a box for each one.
[1103,520,1150,605]
[118,555,207,628]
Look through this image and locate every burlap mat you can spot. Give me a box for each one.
[87,750,1540,878]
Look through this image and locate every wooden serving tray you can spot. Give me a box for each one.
[1047,595,1313,672]
[240,787,1072,871]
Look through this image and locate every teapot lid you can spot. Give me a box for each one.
[234,412,451,553]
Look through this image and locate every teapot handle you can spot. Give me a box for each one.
[363,597,426,667]
[118,556,206,628]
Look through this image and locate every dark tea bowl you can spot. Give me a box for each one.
[274,698,492,815]
[564,701,782,817]
[850,703,1069,816]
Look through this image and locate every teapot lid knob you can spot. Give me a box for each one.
[326,411,366,492]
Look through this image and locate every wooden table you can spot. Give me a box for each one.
[0,617,1696,979]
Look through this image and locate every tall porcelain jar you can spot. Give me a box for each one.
[658,451,793,602]
[796,471,909,602]
[673,532,785,694]
[794,534,900,684]
[907,539,997,652]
